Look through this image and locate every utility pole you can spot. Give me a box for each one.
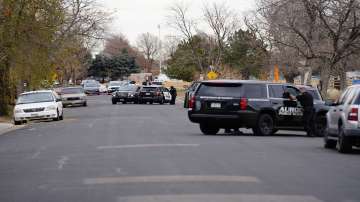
[158,24,162,75]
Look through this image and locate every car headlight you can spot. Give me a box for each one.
[46,105,57,111]
[128,93,134,97]
[112,92,116,97]
[14,109,23,113]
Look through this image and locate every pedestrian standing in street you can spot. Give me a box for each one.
[170,86,177,105]
[290,87,315,137]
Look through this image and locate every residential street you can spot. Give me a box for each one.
[0,95,359,202]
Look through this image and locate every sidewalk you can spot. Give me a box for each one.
[0,122,15,135]
[0,122,24,135]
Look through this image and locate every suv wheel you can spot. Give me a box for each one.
[112,99,117,105]
[337,126,352,153]
[160,97,165,105]
[314,114,326,137]
[324,129,337,149]
[200,124,219,135]
[253,114,274,136]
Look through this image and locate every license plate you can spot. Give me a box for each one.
[210,103,221,108]
[146,93,150,95]
[31,113,39,117]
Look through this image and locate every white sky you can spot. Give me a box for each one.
[99,0,256,46]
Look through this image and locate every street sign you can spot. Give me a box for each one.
[207,71,218,80]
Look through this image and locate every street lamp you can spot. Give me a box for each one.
[158,24,162,75]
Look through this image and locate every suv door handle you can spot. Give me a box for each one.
[339,109,343,112]
[333,110,337,112]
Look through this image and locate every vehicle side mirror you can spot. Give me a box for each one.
[56,98,62,102]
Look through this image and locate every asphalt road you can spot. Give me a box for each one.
[0,95,359,202]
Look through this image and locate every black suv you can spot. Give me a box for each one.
[184,81,200,108]
[187,80,328,136]
[138,86,166,104]
[111,85,140,104]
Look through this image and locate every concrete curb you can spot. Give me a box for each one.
[0,123,25,136]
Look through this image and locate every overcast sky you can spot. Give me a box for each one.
[100,0,255,46]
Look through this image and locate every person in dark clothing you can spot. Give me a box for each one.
[291,87,315,137]
[170,86,177,105]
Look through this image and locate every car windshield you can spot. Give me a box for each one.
[197,83,243,97]
[109,82,122,86]
[85,83,98,88]
[142,87,157,92]
[118,85,137,91]
[61,88,84,94]
[17,92,54,104]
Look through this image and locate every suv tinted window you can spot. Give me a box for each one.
[286,86,300,96]
[142,87,157,92]
[269,85,284,98]
[197,83,243,97]
[243,84,267,98]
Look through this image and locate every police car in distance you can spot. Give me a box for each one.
[138,85,172,104]
[187,80,329,136]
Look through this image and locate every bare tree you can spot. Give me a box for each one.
[203,2,239,67]
[103,34,147,71]
[251,0,360,97]
[167,2,205,72]
[136,32,159,73]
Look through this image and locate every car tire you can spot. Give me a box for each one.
[14,120,22,125]
[337,126,352,153]
[112,100,117,105]
[200,123,219,135]
[253,113,275,136]
[53,110,60,121]
[314,114,326,137]
[150,101,153,104]
[59,112,64,121]
[83,102,87,107]
[160,97,165,105]
[122,101,127,104]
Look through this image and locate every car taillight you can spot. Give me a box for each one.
[189,95,195,109]
[348,108,358,121]
[157,92,161,96]
[240,98,248,110]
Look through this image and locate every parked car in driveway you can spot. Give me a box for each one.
[83,82,100,95]
[13,90,63,125]
[112,85,140,104]
[325,85,360,153]
[60,87,87,107]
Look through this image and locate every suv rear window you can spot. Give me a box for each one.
[142,87,157,92]
[196,83,266,98]
[197,83,243,97]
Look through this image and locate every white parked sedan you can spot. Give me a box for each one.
[13,90,64,125]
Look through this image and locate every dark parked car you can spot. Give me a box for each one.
[112,85,140,104]
[184,81,200,108]
[187,80,329,136]
[83,82,100,95]
[60,87,87,107]
[138,86,168,104]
